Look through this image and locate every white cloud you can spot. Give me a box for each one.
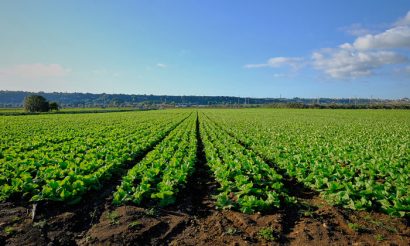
[245,11,410,80]
[0,63,71,78]
[354,26,410,50]
[244,57,303,69]
[312,48,407,78]
[395,11,410,26]
[156,63,167,68]
[341,23,373,36]
[353,11,410,50]
[312,11,410,78]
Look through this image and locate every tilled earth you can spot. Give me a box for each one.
[1,119,409,245]
[0,164,409,245]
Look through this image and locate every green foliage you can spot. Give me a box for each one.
[106,211,120,225]
[224,227,239,235]
[128,220,141,229]
[200,113,292,213]
[49,102,60,111]
[23,95,50,112]
[3,226,15,235]
[144,207,158,217]
[0,110,190,204]
[257,227,277,241]
[33,220,47,229]
[0,108,408,219]
[113,113,197,207]
[204,109,410,217]
[374,234,385,242]
[348,223,361,232]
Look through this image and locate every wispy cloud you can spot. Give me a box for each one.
[156,63,167,69]
[244,57,304,69]
[0,63,71,78]
[246,11,410,80]
[401,65,410,74]
[340,23,374,36]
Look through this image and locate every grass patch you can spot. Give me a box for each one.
[144,207,158,217]
[374,234,385,242]
[4,226,15,235]
[224,227,239,236]
[257,227,277,241]
[128,220,141,229]
[106,211,120,225]
[348,223,361,232]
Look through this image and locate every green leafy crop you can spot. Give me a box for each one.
[203,109,410,217]
[113,113,197,207]
[0,110,190,204]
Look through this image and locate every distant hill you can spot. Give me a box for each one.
[0,90,408,108]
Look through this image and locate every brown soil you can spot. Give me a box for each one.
[0,167,410,245]
[1,183,408,246]
[0,116,409,245]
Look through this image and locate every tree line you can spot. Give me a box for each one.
[24,95,60,112]
[1,90,409,108]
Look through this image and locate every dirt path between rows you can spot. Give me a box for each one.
[0,114,409,245]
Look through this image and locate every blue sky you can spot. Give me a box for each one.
[0,1,409,98]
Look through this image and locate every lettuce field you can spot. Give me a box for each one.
[0,109,409,245]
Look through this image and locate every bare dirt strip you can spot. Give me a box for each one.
[0,116,409,245]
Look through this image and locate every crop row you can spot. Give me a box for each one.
[113,113,197,206]
[204,109,410,217]
[1,109,407,218]
[199,113,293,214]
[0,111,190,203]
[1,112,154,154]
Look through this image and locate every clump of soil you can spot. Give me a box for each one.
[1,175,409,246]
[1,116,408,245]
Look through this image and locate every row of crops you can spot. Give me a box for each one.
[200,113,293,213]
[0,111,190,203]
[0,109,409,217]
[113,113,197,206]
[203,109,410,217]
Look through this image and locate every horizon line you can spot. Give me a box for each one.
[1,90,409,101]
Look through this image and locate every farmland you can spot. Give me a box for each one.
[0,109,409,245]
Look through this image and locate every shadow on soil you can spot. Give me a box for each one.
[206,115,322,242]
[0,115,189,245]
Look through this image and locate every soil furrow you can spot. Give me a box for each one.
[162,112,219,244]
[202,113,409,245]
[0,115,189,245]
[203,114,319,241]
[1,112,408,246]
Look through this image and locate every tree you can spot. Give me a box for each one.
[23,95,50,112]
[49,102,60,111]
